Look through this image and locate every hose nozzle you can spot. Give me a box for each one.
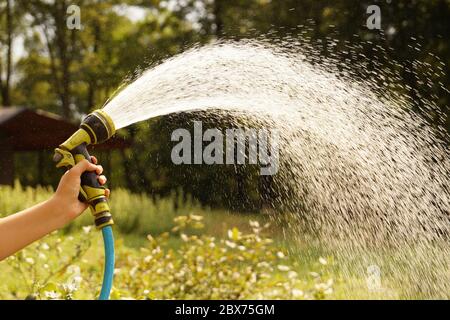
[53,110,116,229]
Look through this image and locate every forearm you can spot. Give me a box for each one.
[0,198,69,261]
[0,159,105,261]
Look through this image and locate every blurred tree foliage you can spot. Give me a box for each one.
[1,0,449,212]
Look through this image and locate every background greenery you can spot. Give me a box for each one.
[0,0,449,211]
[1,183,404,300]
[0,1,449,300]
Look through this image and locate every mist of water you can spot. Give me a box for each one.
[103,37,450,298]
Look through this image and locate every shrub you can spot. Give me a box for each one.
[0,181,53,216]
[0,182,202,236]
[0,214,334,300]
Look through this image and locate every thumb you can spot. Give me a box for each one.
[69,159,97,177]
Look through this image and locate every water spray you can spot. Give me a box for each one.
[53,110,116,300]
[47,40,449,298]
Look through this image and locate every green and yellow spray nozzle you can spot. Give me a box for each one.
[53,110,116,229]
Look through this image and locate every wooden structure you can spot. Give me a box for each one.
[0,107,130,185]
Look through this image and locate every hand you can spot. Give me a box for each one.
[51,156,110,224]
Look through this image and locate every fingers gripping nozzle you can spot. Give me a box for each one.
[54,110,116,229]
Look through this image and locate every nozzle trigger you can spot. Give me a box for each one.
[53,148,76,168]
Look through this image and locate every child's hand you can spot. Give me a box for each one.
[51,156,110,225]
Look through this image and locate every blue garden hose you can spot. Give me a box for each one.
[53,109,117,300]
[99,226,115,300]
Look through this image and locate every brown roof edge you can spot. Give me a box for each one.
[0,106,27,124]
[0,107,132,151]
[35,108,74,123]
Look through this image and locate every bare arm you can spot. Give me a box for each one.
[0,158,109,261]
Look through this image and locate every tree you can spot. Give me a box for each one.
[0,0,14,106]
